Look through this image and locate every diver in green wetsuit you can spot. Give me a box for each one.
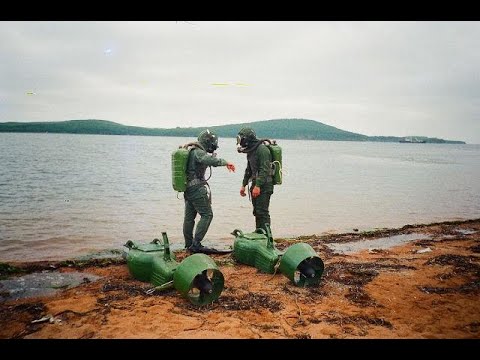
[184,129,235,253]
[236,127,274,233]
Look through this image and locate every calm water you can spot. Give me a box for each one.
[1,133,479,261]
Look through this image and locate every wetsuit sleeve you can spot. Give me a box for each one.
[242,162,252,187]
[193,148,228,167]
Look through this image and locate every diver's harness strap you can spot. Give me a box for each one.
[183,141,213,203]
[187,178,207,187]
[186,178,212,204]
[182,142,206,151]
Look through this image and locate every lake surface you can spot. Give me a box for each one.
[1,133,479,261]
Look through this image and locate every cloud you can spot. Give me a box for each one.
[0,21,479,143]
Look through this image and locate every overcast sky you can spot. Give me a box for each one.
[1,21,479,143]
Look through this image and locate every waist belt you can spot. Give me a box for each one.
[187,178,207,187]
[249,176,273,184]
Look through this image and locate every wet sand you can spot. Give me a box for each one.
[1,219,479,339]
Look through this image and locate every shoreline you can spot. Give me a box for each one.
[1,218,479,339]
[2,218,479,266]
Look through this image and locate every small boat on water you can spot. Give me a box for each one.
[399,137,426,143]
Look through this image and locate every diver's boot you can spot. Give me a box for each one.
[188,239,208,253]
[188,240,232,254]
[188,240,223,254]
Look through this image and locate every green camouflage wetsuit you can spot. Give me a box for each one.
[242,142,274,232]
[183,146,228,249]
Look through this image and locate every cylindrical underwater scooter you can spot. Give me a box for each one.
[124,232,224,305]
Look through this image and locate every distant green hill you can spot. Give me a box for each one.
[0,118,466,144]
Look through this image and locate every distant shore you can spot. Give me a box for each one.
[0,119,466,144]
[1,218,479,339]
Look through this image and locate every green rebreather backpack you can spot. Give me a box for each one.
[171,142,205,192]
[262,139,282,185]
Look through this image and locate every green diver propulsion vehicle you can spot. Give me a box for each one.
[232,223,325,286]
[124,233,224,306]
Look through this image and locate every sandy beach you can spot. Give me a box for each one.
[1,219,479,339]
